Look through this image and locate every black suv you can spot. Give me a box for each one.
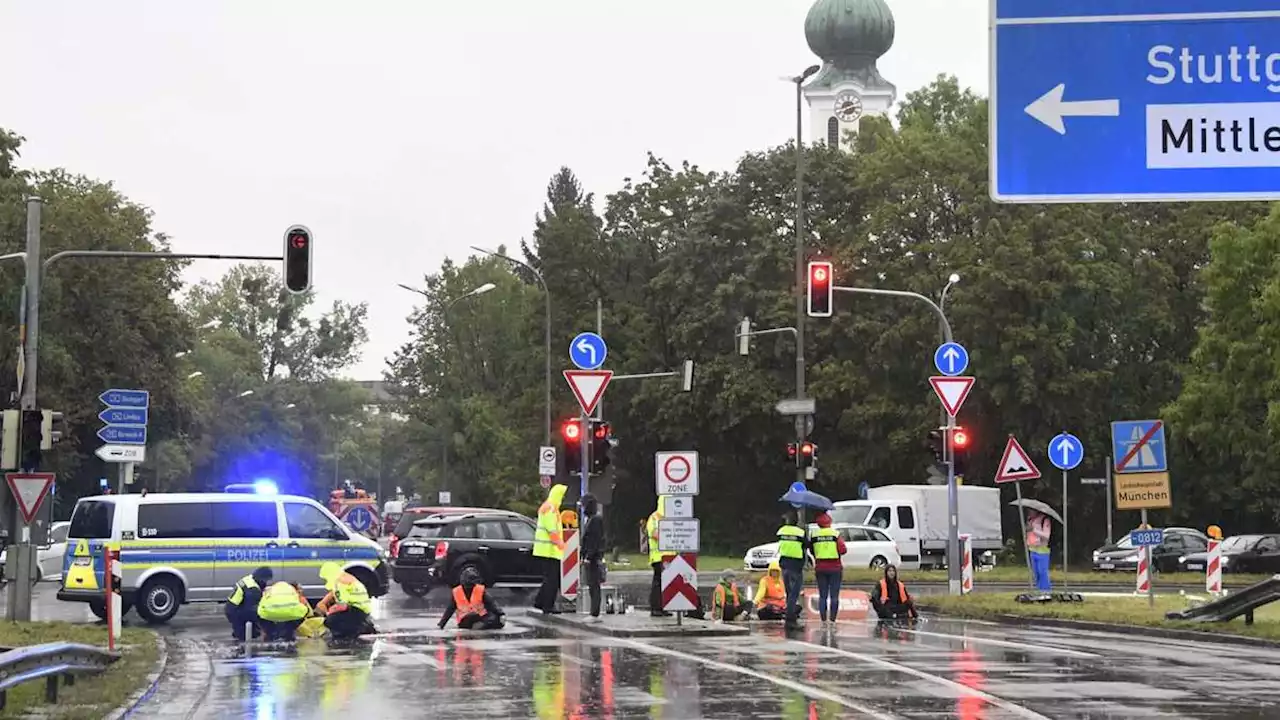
[391,511,539,597]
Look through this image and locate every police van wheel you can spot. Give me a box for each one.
[89,600,107,620]
[136,578,181,624]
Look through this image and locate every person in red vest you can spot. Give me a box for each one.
[438,567,505,630]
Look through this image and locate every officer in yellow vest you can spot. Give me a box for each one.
[646,496,670,617]
[532,484,568,614]
[257,581,312,642]
[316,562,374,640]
[775,511,808,629]
[225,566,273,641]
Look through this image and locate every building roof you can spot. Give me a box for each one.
[803,0,896,92]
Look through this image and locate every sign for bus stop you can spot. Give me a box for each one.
[654,451,699,496]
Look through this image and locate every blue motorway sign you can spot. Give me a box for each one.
[344,506,374,533]
[99,408,147,426]
[1111,419,1168,473]
[1130,528,1165,547]
[97,425,146,445]
[933,342,969,376]
[99,388,149,409]
[992,0,1280,202]
[1047,432,1084,471]
[569,332,607,370]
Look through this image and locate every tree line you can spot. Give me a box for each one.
[387,76,1280,560]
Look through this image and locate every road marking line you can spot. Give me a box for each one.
[790,639,1051,720]
[378,640,443,668]
[889,627,1100,659]
[618,637,900,720]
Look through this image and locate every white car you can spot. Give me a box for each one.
[742,524,902,571]
[0,521,70,582]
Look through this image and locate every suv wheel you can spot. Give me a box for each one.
[401,583,430,598]
[136,577,182,624]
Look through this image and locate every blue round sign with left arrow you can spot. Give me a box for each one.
[1048,432,1084,471]
[344,506,374,533]
[569,332,607,370]
[933,342,969,376]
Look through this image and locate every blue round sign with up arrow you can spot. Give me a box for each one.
[933,342,969,376]
[569,332,607,370]
[1048,432,1084,471]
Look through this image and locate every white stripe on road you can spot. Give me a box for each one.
[619,637,901,720]
[377,640,443,668]
[888,627,1100,659]
[790,639,1051,720]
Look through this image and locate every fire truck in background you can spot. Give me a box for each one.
[329,481,382,539]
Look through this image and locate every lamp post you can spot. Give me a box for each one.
[937,273,960,430]
[786,64,821,490]
[470,246,552,445]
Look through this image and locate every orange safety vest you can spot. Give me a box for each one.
[714,583,740,607]
[452,585,487,618]
[879,578,909,604]
[760,575,785,606]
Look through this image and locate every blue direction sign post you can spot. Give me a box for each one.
[992,0,1280,202]
[569,332,607,371]
[98,389,148,492]
[1048,432,1084,471]
[933,342,969,376]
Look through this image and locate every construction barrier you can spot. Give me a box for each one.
[661,553,699,612]
[1206,539,1222,596]
[105,546,121,650]
[1135,545,1151,596]
[560,529,579,601]
[960,534,974,595]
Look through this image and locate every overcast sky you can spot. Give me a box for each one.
[2,0,987,379]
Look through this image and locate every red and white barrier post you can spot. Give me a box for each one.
[561,528,580,610]
[105,546,122,650]
[1135,545,1151,598]
[960,534,974,595]
[1206,538,1222,596]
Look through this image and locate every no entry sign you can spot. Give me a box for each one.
[654,451,699,496]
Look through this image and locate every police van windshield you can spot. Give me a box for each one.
[68,500,115,539]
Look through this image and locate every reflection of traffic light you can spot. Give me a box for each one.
[950,427,969,475]
[799,441,817,468]
[561,419,583,472]
[283,225,312,294]
[589,420,612,473]
[807,261,833,317]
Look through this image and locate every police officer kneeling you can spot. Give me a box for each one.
[257,581,312,642]
[316,562,375,640]
[438,567,505,630]
[225,566,273,642]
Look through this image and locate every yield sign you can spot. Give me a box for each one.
[995,436,1041,483]
[564,370,612,415]
[929,376,975,417]
[6,472,55,524]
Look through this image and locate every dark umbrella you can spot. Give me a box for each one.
[1009,498,1064,524]
[780,488,833,511]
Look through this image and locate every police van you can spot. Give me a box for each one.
[57,492,389,624]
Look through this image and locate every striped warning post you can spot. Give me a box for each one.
[560,528,579,600]
[661,553,699,612]
[1206,539,1222,596]
[960,534,974,595]
[1135,545,1151,595]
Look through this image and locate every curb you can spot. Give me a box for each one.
[921,608,1280,649]
[102,633,168,720]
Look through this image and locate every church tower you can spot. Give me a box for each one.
[802,0,897,150]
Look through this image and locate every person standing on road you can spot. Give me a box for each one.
[1027,509,1052,592]
[811,512,847,626]
[580,493,605,618]
[533,484,568,614]
[775,511,808,629]
[224,566,273,642]
[646,496,671,617]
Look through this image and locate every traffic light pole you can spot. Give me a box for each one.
[832,285,964,595]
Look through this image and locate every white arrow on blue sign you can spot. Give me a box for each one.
[569,332,607,371]
[98,426,146,445]
[99,389,149,409]
[99,408,148,425]
[1047,432,1084,471]
[933,342,969,376]
[991,0,1280,203]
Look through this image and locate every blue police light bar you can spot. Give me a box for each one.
[224,480,278,495]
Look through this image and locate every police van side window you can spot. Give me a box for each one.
[212,502,279,538]
[285,502,344,539]
[69,501,115,539]
[137,503,215,539]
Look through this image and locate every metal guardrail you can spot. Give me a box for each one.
[1166,574,1280,624]
[0,642,120,710]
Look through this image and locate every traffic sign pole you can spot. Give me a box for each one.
[1014,481,1036,591]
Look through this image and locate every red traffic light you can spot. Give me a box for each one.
[951,429,969,448]
[283,224,313,295]
[810,265,828,285]
[593,422,610,440]
[787,443,798,458]
[562,420,582,442]
[807,261,833,317]
[289,233,308,249]
[800,441,815,456]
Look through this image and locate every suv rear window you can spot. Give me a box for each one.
[407,523,445,539]
[69,500,115,539]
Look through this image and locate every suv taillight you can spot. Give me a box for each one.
[434,542,449,560]
[389,536,400,558]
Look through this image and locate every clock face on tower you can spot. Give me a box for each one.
[834,92,863,122]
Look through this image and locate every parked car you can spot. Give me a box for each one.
[742,524,902,571]
[0,521,70,583]
[387,505,491,559]
[392,511,537,597]
[1178,534,1280,574]
[1092,527,1208,573]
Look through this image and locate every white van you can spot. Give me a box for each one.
[57,492,389,624]
[829,500,922,569]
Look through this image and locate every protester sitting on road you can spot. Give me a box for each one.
[712,570,750,621]
[316,562,376,640]
[257,581,312,642]
[870,565,918,620]
[225,566,273,642]
[754,562,788,620]
[438,567,506,630]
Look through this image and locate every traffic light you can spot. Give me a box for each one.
[589,420,612,473]
[798,441,817,468]
[807,261,833,317]
[283,225,312,294]
[41,410,64,449]
[561,418,583,472]
[950,426,970,475]
[927,429,944,463]
[787,442,798,465]
[19,409,42,471]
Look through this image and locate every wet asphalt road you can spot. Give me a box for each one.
[16,584,1280,719]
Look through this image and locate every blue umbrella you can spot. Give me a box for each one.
[779,486,833,511]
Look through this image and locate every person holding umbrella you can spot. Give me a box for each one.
[1027,509,1053,592]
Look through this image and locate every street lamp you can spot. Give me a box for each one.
[471,245,552,445]
[285,403,297,409]
[437,281,500,495]
[175,351,190,359]
[237,390,254,398]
